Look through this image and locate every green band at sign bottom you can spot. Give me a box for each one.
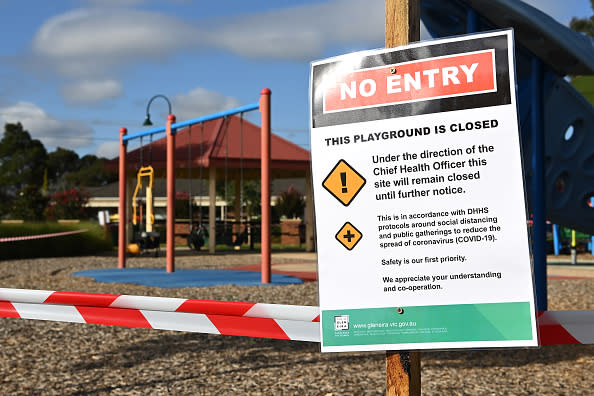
[322,302,533,346]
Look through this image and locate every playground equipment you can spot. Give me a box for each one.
[0,4,593,395]
[219,114,249,249]
[129,165,160,256]
[118,89,272,280]
[185,123,208,251]
[421,0,594,312]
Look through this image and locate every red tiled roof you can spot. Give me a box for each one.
[108,115,310,173]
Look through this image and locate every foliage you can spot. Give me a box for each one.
[0,123,48,216]
[571,76,594,105]
[11,186,49,221]
[569,2,594,105]
[65,155,117,187]
[47,147,81,188]
[274,185,305,220]
[569,0,594,37]
[242,180,261,219]
[0,222,112,259]
[216,179,261,220]
[45,188,90,220]
[0,123,116,219]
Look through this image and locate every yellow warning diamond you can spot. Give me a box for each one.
[335,222,363,251]
[322,159,366,206]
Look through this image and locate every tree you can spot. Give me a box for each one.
[570,0,594,37]
[11,185,49,220]
[242,180,261,220]
[570,1,594,105]
[274,185,305,220]
[0,122,117,219]
[65,155,117,187]
[216,179,262,220]
[0,123,48,217]
[45,188,90,220]
[47,147,80,188]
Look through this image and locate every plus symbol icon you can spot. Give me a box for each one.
[335,222,362,250]
[343,230,355,242]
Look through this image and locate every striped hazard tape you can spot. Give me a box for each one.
[0,288,592,345]
[0,229,88,243]
[0,288,321,322]
[0,288,320,342]
[0,301,320,342]
[537,310,594,345]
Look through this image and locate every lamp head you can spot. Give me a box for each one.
[143,114,153,126]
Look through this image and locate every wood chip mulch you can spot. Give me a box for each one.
[0,253,592,395]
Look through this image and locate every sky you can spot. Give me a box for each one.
[0,0,591,159]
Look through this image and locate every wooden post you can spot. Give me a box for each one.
[385,0,421,48]
[385,1,421,395]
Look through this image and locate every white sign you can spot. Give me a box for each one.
[310,30,538,352]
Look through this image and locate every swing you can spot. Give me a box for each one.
[186,123,209,251]
[221,117,236,247]
[220,114,248,249]
[128,136,160,256]
[233,113,248,249]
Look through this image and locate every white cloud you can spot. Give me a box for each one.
[204,0,384,60]
[95,141,120,159]
[32,0,384,78]
[30,0,584,107]
[0,102,94,149]
[31,8,198,78]
[172,87,242,122]
[61,79,123,104]
[30,0,591,77]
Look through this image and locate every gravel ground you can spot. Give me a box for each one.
[0,252,592,395]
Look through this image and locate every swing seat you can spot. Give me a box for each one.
[187,227,207,251]
[137,231,160,257]
[234,231,247,246]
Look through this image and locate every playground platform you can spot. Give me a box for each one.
[73,267,305,288]
[71,251,316,287]
[72,252,593,287]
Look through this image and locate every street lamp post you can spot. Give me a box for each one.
[143,95,176,273]
[143,94,172,126]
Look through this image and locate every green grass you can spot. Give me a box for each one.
[0,221,113,259]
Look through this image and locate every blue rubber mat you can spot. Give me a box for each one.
[73,268,303,288]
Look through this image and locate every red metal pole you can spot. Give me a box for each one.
[118,128,127,269]
[166,114,176,273]
[260,88,271,283]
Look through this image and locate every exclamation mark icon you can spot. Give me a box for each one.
[340,172,347,193]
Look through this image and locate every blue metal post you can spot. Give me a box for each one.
[466,8,479,33]
[531,58,547,311]
[591,198,594,254]
[552,224,560,256]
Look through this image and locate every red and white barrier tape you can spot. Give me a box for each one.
[537,310,594,345]
[0,229,88,243]
[0,288,320,322]
[0,301,319,342]
[0,288,592,345]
